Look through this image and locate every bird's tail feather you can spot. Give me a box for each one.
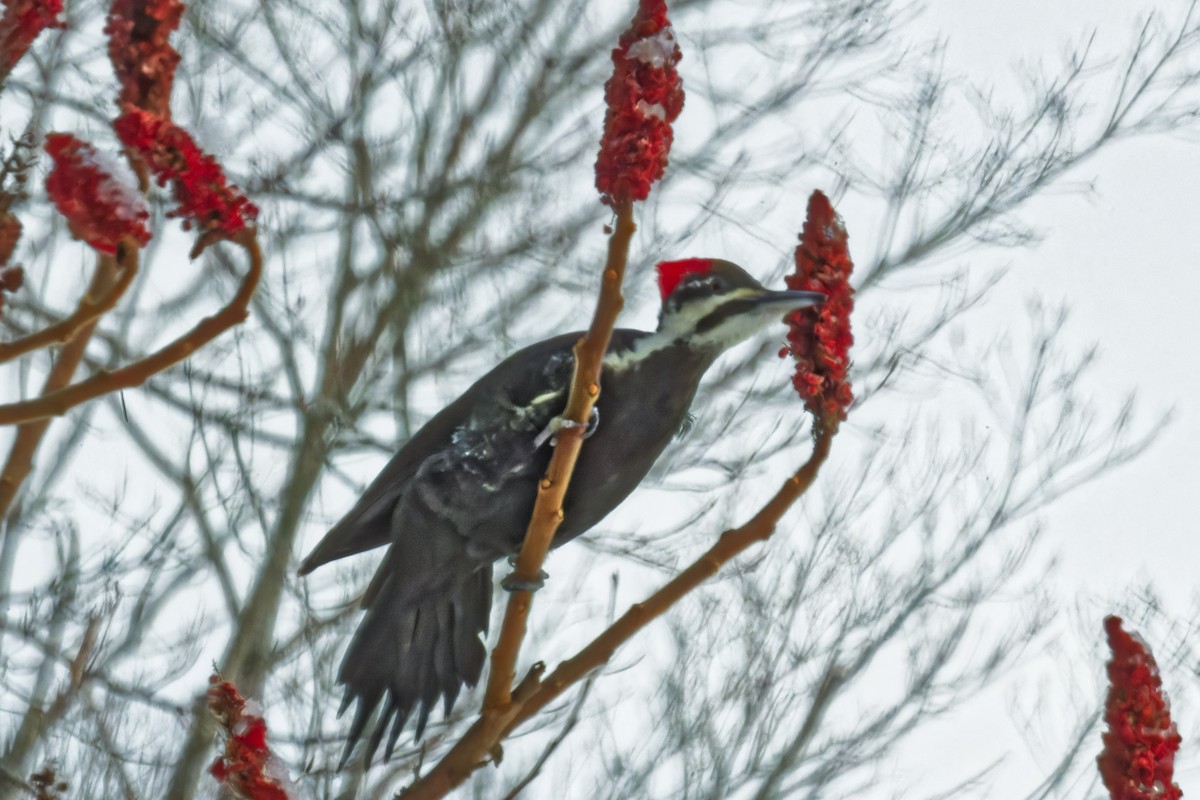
[336,563,492,767]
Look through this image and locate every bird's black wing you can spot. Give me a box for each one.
[296,388,473,575]
[313,328,646,765]
[297,329,644,575]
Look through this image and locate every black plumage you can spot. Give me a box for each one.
[298,260,824,766]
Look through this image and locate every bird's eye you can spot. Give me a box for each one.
[668,274,725,312]
[687,276,720,294]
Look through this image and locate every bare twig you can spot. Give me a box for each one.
[0,253,122,524]
[398,197,637,800]
[0,240,139,363]
[505,431,832,732]
[500,573,620,800]
[404,431,832,798]
[486,197,636,708]
[0,233,262,425]
[752,662,845,800]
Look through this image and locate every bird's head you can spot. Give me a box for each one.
[655,258,824,353]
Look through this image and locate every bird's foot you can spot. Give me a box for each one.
[532,407,599,449]
[583,406,600,438]
[502,556,549,592]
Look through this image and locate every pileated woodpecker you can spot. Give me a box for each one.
[299,258,824,764]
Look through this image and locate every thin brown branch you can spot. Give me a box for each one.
[505,430,833,730]
[0,232,262,425]
[0,614,101,790]
[403,430,833,798]
[500,572,619,800]
[752,660,845,800]
[0,241,140,364]
[399,199,635,800]
[484,198,636,708]
[0,253,122,525]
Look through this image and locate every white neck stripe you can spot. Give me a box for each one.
[603,289,772,372]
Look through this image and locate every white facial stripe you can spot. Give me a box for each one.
[660,287,759,337]
[690,304,776,351]
[603,288,773,372]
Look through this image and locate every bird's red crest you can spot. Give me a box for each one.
[656,258,714,301]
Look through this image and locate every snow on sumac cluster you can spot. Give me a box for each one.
[114,107,258,245]
[780,190,855,432]
[1098,617,1183,800]
[207,676,293,800]
[6,0,257,262]
[594,0,684,204]
[44,133,151,254]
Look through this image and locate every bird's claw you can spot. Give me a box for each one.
[502,556,549,592]
[583,406,600,438]
[532,407,600,449]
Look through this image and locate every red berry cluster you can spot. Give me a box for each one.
[0,0,64,78]
[105,0,185,117]
[780,190,854,431]
[114,106,258,243]
[14,1,257,261]
[44,133,151,254]
[1098,616,1183,800]
[207,676,292,800]
[594,0,684,204]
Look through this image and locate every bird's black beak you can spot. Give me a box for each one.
[752,289,826,315]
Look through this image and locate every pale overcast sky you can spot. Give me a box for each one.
[927,0,1199,607]
[882,1,1200,795]
[3,2,1195,796]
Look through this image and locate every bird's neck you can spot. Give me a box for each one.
[602,327,720,376]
